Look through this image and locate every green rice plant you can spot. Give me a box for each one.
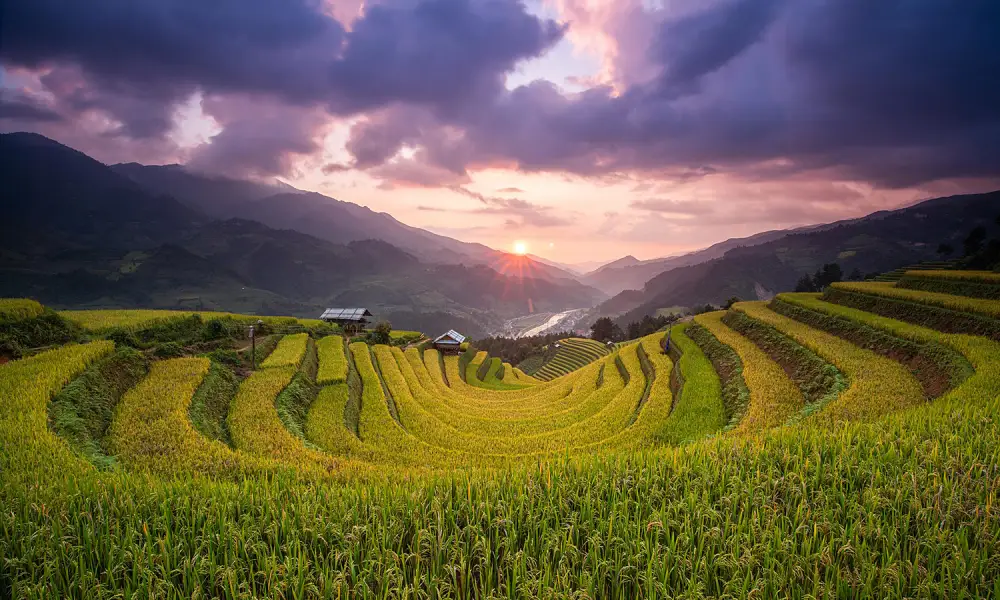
[107,358,286,480]
[227,363,345,475]
[509,365,539,384]
[825,284,1000,341]
[534,337,611,381]
[274,338,319,442]
[378,346,631,455]
[772,294,973,399]
[652,323,727,444]
[897,270,1000,300]
[734,301,925,423]
[685,321,750,428]
[316,335,348,384]
[695,311,803,434]
[260,332,308,368]
[902,269,1000,283]
[187,360,240,446]
[0,298,45,321]
[396,347,608,438]
[0,341,114,489]
[305,382,367,459]
[722,308,846,412]
[47,346,149,468]
[58,308,307,332]
[832,281,1000,319]
[476,357,527,390]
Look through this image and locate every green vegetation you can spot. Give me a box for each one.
[0,298,45,321]
[534,337,612,381]
[3,280,1000,597]
[187,360,240,446]
[47,346,149,468]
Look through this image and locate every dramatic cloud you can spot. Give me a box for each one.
[0,89,62,122]
[187,96,331,179]
[417,186,574,228]
[337,0,1000,188]
[1,0,563,174]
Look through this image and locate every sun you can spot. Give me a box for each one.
[513,240,528,255]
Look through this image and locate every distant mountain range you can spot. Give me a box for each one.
[112,163,582,284]
[596,191,1000,325]
[0,133,604,337]
[581,229,806,296]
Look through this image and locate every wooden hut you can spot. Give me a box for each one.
[432,330,466,354]
[320,308,373,335]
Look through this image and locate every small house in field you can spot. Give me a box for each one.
[320,307,374,334]
[432,329,466,354]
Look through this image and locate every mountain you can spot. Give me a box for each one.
[1,133,605,337]
[112,163,584,283]
[582,229,797,295]
[600,191,1000,324]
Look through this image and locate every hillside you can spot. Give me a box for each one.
[0,133,604,336]
[3,268,999,596]
[601,191,1000,323]
[113,162,584,283]
[582,229,797,295]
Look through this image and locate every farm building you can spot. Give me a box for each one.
[320,307,373,334]
[432,329,466,353]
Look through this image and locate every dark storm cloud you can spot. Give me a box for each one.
[0,90,62,122]
[1,0,563,174]
[3,0,998,188]
[349,0,1000,189]
[650,0,786,94]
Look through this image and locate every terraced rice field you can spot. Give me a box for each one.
[533,336,613,380]
[3,271,1000,598]
[58,308,325,331]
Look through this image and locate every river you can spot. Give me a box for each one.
[518,309,582,338]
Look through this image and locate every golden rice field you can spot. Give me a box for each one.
[58,308,324,331]
[2,271,1000,598]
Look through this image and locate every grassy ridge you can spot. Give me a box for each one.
[0,299,45,321]
[534,337,611,381]
[59,308,323,331]
[652,324,726,444]
[316,335,347,384]
[735,302,924,423]
[695,312,803,433]
[47,347,149,468]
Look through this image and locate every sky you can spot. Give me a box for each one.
[2,0,999,265]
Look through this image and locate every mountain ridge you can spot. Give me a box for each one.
[1,133,605,337]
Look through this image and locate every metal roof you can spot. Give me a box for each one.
[433,329,466,344]
[320,308,373,321]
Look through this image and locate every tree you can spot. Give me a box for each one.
[848,268,863,281]
[794,274,816,293]
[964,226,987,257]
[368,320,392,345]
[814,263,843,289]
[937,243,954,257]
[590,317,617,343]
[724,296,741,309]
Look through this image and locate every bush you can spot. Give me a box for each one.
[207,348,241,367]
[154,342,185,358]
